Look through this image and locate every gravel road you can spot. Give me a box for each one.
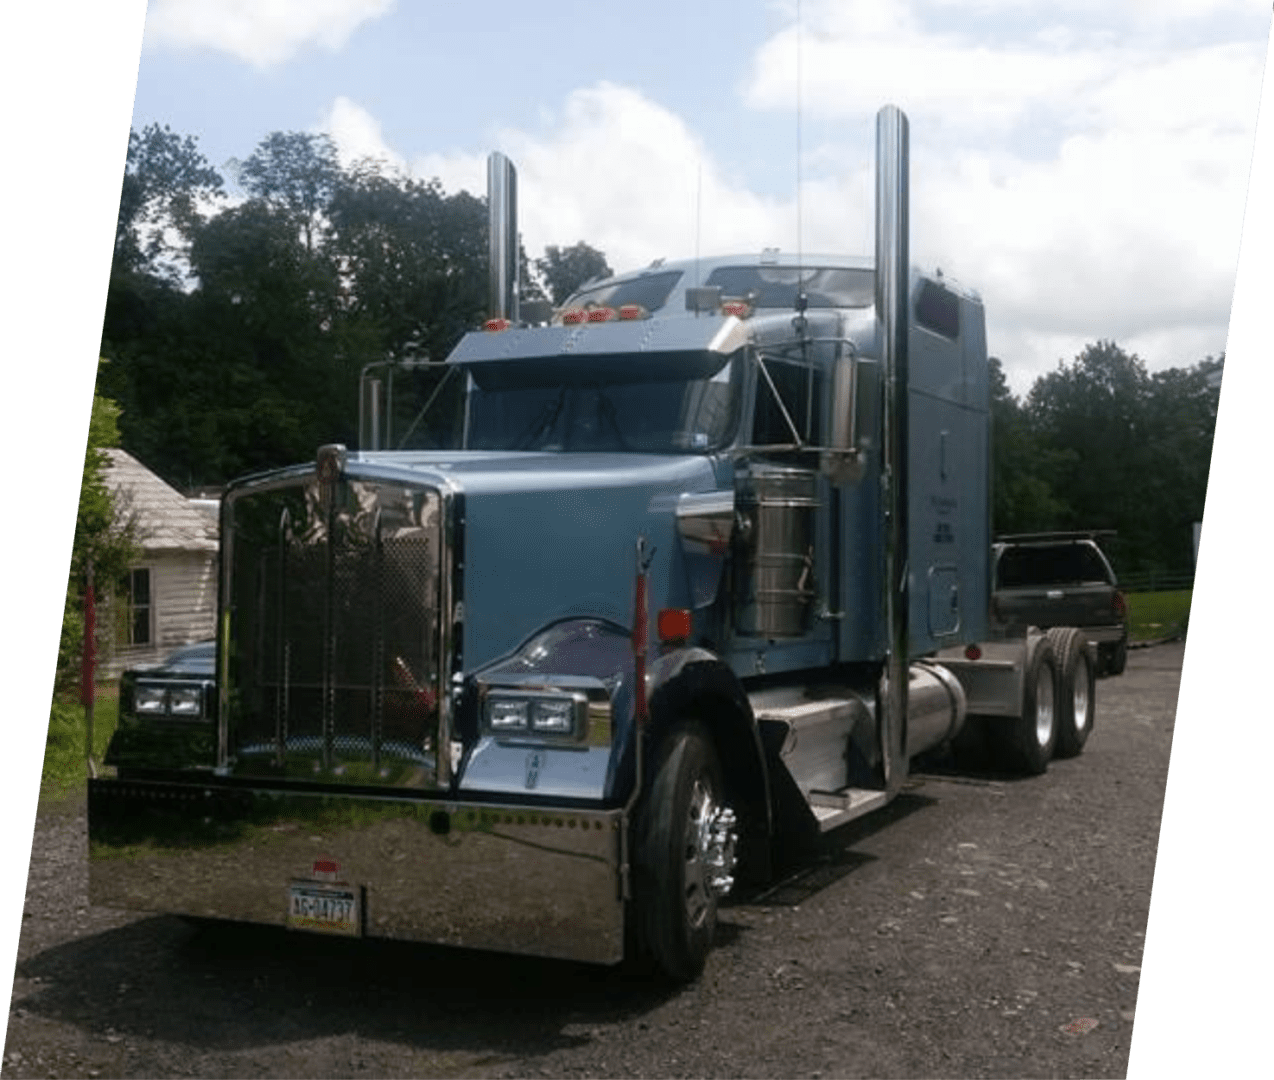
[3,641,1180,1079]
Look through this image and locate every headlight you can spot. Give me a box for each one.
[488,698,530,732]
[134,685,169,715]
[483,690,586,741]
[168,687,203,717]
[529,698,574,733]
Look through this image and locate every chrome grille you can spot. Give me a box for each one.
[224,474,447,788]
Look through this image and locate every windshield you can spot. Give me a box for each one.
[705,266,874,309]
[385,352,740,454]
[564,270,683,314]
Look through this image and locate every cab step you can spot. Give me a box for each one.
[807,787,890,832]
[752,690,882,832]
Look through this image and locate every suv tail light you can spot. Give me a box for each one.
[1113,590,1127,618]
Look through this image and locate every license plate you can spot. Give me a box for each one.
[287,882,360,937]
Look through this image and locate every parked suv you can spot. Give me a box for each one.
[105,640,216,773]
[992,533,1129,675]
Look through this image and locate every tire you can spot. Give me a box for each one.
[1048,627,1096,759]
[632,722,737,983]
[1107,638,1128,677]
[1007,636,1058,775]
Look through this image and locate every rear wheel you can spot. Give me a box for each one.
[1049,627,1096,758]
[1005,636,1058,775]
[632,722,737,983]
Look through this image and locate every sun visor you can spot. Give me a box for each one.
[446,313,751,369]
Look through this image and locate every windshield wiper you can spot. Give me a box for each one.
[512,388,568,450]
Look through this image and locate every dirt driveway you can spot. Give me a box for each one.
[3,642,1181,1078]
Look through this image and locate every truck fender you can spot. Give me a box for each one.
[644,648,774,876]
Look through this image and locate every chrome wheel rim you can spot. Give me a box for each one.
[683,779,738,928]
[1072,654,1091,736]
[1035,665,1056,747]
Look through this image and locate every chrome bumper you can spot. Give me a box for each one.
[88,778,626,965]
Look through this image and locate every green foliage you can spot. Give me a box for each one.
[536,241,612,304]
[114,124,224,281]
[57,373,139,694]
[43,695,119,801]
[101,128,515,485]
[1014,342,1219,576]
[989,356,1074,533]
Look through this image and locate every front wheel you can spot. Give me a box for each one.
[632,722,738,982]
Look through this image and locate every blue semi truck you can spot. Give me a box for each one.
[89,108,1096,982]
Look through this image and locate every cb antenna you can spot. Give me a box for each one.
[795,0,808,322]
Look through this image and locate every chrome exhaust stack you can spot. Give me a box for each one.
[876,105,910,793]
[487,151,519,322]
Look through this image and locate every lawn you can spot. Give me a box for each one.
[1125,589,1191,643]
[42,687,119,802]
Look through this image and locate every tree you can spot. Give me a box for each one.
[1020,341,1216,577]
[231,132,341,254]
[328,163,489,364]
[113,124,224,281]
[57,366,139,693]
[988,356,1071,535]
[535,242,612,305]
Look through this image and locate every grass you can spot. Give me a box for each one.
[1125,589,1191,643]
[41,686,119,802]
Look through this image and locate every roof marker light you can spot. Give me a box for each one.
[483,318,512,332]
[618,304,647,320]
[586,306,616,323]
[721,300,752,318]
[562,308,586,325]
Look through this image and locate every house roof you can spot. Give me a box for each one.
[104,449,218,553]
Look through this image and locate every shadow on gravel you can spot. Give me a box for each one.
[14,917,683,1057]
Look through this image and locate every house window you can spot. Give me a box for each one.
[123,567,152,646]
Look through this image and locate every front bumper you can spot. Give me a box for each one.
[88,777,626,965]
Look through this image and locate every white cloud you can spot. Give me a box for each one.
[322,96,407,172]
[741,0,1264,389]
[405,83,798,271]
[144,0,394,68]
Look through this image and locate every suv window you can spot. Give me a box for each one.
[996,543,1113,588]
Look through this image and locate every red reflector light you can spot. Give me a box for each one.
[586,306,616,323]
[483,318,512,332]
[618,304,647,320]
[721,300,752,318]
[964,644,982,661]
[657,608,692,643]
[312,858,340,881]
[562,308,586,325]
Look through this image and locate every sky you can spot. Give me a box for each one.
[122,0,1272,394]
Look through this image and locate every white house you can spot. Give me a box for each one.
[103,448,218,674]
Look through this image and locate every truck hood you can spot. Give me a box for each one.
[361,450,723,669]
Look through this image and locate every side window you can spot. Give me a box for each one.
[915,279,960,340]
[752,358,823,446]
[122,567,152,646]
